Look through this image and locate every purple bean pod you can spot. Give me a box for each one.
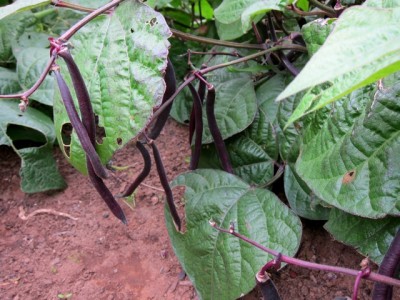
[151,142,181,231]
[53,66,108,179]
[205,85,234,174]
[118,141,151,198]
[187,83,203,170]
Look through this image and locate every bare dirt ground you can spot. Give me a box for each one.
[1,119,398,300]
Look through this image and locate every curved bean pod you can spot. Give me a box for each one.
[118,141,151,198]
[147,58,176,140]
[187,83,203,170]
[372,229,400,299]
[151,142,181,231]
[205,85,234,174]
[53,66,108,179]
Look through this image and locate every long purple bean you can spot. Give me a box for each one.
[87,161,127,224]
[53,66,108,179]
[373,229,400,299]
[189,66,207,144]
[148,58,176,140]
[118,141,151,197]
[187,83,203,170]
[55,54,126,224]
[205,85,234,174]
[150,142,181,231]
[57,48,96,141]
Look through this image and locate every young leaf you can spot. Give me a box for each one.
[277,6,400,121]
[0,100,66,193]
[324,209,400,264]
[296,78,400,218]
[53,0,171,173]
[165,169,302,300]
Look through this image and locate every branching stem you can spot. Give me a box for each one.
[210,222,400,288]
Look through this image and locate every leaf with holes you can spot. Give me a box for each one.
[165,169,302,300]
[296,76,400,218]
[324,209,400,264]
[53,0,171,174]
[0,100,66,193]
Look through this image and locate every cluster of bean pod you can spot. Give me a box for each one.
[51,42,181,229]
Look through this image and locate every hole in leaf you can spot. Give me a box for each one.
[117,137,122,145]
[183,119,189,124]
[342,170,356,184]
[130,28,134,33]
[95,115,106,144]
[148,17,157,26]
[61,123,72,157]
[6,124,46,149]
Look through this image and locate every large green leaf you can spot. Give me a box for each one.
[16,48,54,105]
[0,100,66,192]
[284,165,330,220]
[0,0,50,20]
[199,134,275,185]
[277,6,400,123]
[166,169,302,300]
[202,77,257,143]
[324,209,400,264]
[296,78,400,218]
[53,0,171,174]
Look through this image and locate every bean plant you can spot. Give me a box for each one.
[0,0,399,299]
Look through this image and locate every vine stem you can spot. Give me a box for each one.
[0,0,125,103]
[149,44,306,124]
[308,0,337,16]
[59,0,125,41]
[210,222,400,288]
[171,28,265,50]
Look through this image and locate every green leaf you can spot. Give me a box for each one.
[53,0,171,174]
[0,67,21,94]
[284,165,330,220]
[0,12,35,64]
[202,77,257,143]
[199,135,275,185]
[0,100,66,193]
[240,0,285,32]
[277,6,400,118]
[17,48,54,105]
[166,169,302,300]
[250,74,286,160]
[301,18,336,58]
[324,209,400,264]
[0,0,51,20]
[296,79,400,218]
[363,0,400,8]
[215,18,246,41]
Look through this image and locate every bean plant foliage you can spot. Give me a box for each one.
[1,0,400,299]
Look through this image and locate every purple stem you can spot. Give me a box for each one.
[352,268,371,300]
[118,141,151,198]
[210,222,400,288]
[205,85,234,174]
[187,83,203,170]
